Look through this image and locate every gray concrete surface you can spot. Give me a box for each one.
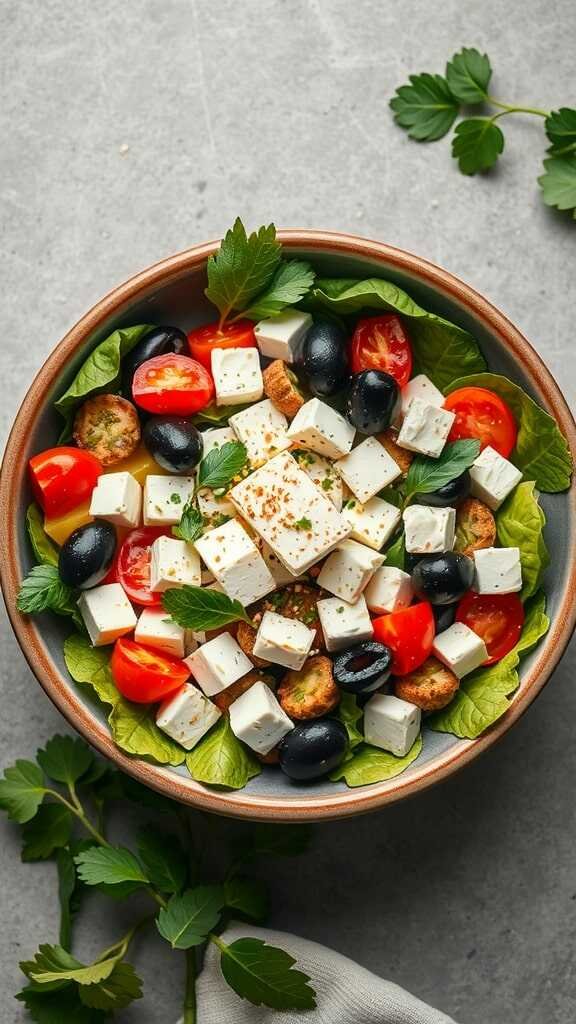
[1,1,575,1021]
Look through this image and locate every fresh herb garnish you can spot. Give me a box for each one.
[170,492,182,504]
[162,585,255,631]
[172,501,204,543]
[404,440,481,500]
[321,477,333,491]
[17,565,83,630]
[292,517,312,531]
[171,440,247,542]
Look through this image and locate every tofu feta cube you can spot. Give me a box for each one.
[150,536,201,592]
[364,566,413,614]
[185,632,253,697]
[469,445,523,510]
[77,583,137,647]
[89,472,142,528]
[335,437,402,503]
[317,539,384,604]
[143,475,195,526]
[229,451,351,575]
[254,537,301,587]
[254,309,312,363]
[229,399,291,466]
[364,694,421,757]
[286,398,355,460]
[253,611,315,670]
[197,427,237,521]
[292,450,343,510]
[432,622,488,678]
[400,374,444,419]
[473,546,522,594]
[194,518,275,606]
[316,594,373,652]
[211,347,263,406]
[397,398,455,458]
[156,684,221,750]
[135,607,186,657]
[229,680,294,755]
[403,505,455,554]
[342,496,401,550]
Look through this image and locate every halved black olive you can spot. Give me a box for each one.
[414,470,471,508]
[59,522,117,590]
[411,552,474,606]
[122,326,187,394]
[301,321,349,397]
[333,640,393,695]
[346,370,400,434]
[278,719,348,781]
[143,416,204,474]
[433,602,457,633]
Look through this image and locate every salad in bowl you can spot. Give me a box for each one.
[11,219,573,797]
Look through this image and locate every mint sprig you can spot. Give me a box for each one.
[172,439,247,542]
[163,584,255,632]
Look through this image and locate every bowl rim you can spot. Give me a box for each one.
[1,229,575,821]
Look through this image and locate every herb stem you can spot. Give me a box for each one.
[97,914,153,962]
[208,932,228,954]
[46,789,111,847]
[487,97,548,118]
[183,949,197,1024]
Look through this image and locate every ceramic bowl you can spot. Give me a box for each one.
[1,231,575,821]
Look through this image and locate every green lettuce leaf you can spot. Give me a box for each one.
[330,734,422,787]
[186,717,260,790]
[26,503,59,567]
[496,481,549,600]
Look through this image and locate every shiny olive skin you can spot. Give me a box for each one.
[59,522,117,590]
[122,326,187,393]
[346,370,400,434]
[301,321,349,397]
[143,416,204,474]
[333,641,393,695]
[414,470,471,508]
[278,720,348,781]
[411,552,474,606]
[433,603,457,633]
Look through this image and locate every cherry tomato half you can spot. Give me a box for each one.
[372,601,435,676]
[444,387,517,458]
[132,354,214,416]
[115,527,169,607]
[111,638,189,703]
[29,447,102,517]
[456,591,524,665]
[188,319,256,371]
[350,315,413,388]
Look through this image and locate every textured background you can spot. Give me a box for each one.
[1,1,575,1021]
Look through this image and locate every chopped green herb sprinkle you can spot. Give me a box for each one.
[292,517,312,531]
[170,493,182,504]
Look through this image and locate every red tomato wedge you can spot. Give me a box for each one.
[444,387,517,458]
[456,591,524,665]
[132,354,214,415]
[29,447,102,517]
[188,319,256,371]
[111,638,189,703]
[372,602,435,676]
[351,315,413,387]
[115,527,169,607]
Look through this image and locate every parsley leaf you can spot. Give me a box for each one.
[21,943,120,986]
[405,439,481,499]
[37,735,95,786]
[21,804,73,861]
[0,759,46,823]
[156,885,224,949]
[451,118,504,174]
[389,73,459,141]
[198,440,247,490]
[172,501,204,543]
[137,827,188,894]
[17,565,76,616]
[77,962,142,1011]
[545,107,576,156]
[205,218,281,325]
[239,259,316,320]
[74,846,149,887]
[217,936,316,1010]
[16,983,107,1023]
[446,47,492,104]
[163,585,254,631]
[538,156,576,218]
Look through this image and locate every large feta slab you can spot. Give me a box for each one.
[397,398,455,458]
[403,505,456,554]
[211,346,264,406]
[253,611,315,670]
[185,632,253,696]
[364,694,421,757]
[473,546,522,594]
[229,680,294,754]
[342,496,401,550]
[89,472,142,528]
[150,536,201,592]
[335,437,402,503]
[469,445,523,510]
[77,583,137,647]
[229,399,291,467]
[156,683,221,750]
[432,622,488,678]
[194,518,275,606]
[316,594,373,652]
[143,475,195,526]
[317,539,384,603]
[254,309,312,363]
[286,398,355,460]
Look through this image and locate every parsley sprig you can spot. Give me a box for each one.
[390,46,576,219]
[172,440,248,543]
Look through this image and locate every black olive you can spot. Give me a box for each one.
[59,522,117,590]
[433,603,457,633]
[122,326,187,394]
[414,470,471,508]
[411,552,474,606]
[333,640,393,695]
[143,417,204,474]
[301,321,349,397]
[346,370,400,434]
[278,719,348,782]
[404,551,425,573]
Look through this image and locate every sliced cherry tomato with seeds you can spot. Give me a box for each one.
[455,591,524,665]
[351,315,413,388]
[115,527,170,607]
[111,638,189,703]
[29,447,102,517]
[187,320,256,371]
[372,601,435,676]
[444,387,517,458]
[132,354,214,416]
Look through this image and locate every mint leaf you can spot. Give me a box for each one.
[240,260,316,320]
[218,936,316,1010]
[405,440,481,498]
[21,943,119,986]
[538,156,576,218]
[496,481,549,600]
[389,73,459,141]
[330,734,422,786]
[156,885,224,949]
[446,47,492,103]
[383,532,405,570]
[205,218,282,323]
[545,108,576,156]
[137,827,188,894]
[37,735,95,786]
[186,716,261,790]
[163,585,253,632]
[78,962,142,1011]
[198,440,248,490]
[17,565,75,616]
[224,877,269,922]
[16,984,107,1023]
[74,846,149,887]
[21,804,73,861]
[172,502,204,543]
[0,759,46,823]
[26,503,59,567]
[452,118,505,174]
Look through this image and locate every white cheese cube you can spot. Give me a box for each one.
[230,451,350,575]
[156,684,221,750]
[150,536,201,593]
[253,611,315,670]
[77,583,137,647]
[400,374,444,419]
[432,622,488,678]
[316,594,373,652]
[143,475,195,526]
[292,450,343,510]
[473,546,522,594]
[229,399,291,466]
[364,694,421,757]
[317,540,384,604]
[397,398,455,458]
[403,505,455,554]
[185,632,253,697]
[196,427,237,521]
[229,680,294,755]
[194,518,275,606]
[254,537,300,586]
[135,607,186,657]
[185,630,206,655]
[286,398,355,460]
[254,309,312,363]
[342,496,401,550]
[469,445,523,510]
[335,438,402,504]
[89,472,142,528]
[211,347,263,406]
[364,566,413,614]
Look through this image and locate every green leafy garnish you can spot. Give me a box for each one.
[163,585,254,631]
[26,503,59,567]
[22,804,73,861]
[0,759,46,823]
[330,734,422,787]
[137,827,188,894]
[292,517,312,531]
[17,564,76,616]
[336,693,364,752]
[383,531,406,570]
[21,942,125,987]
[172,501,204,543]
[205,218,281,326]
[224,877,269,922]
[156,886,224,949]
[389,73,459,141]
[451,118,504,175]
[545,107,576,155]
[496,481,550,600]
[240,259,316,320]
[56,847,78,950]
[216,936,316,1010]
[197,440,247,490]
[445,47,492,103]
[75,846,149,887]
[538,156,576,219]
[186,717,261,790]
[37,735,95,786]
[405,440,480,499]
